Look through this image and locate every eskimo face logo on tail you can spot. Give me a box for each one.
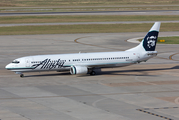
[143,31,159,51]
[147,36,156,48]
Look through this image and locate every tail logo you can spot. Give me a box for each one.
[127,22,160,52]
[143,31,158,51]
[147,36,156,48]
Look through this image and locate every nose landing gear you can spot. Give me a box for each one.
[20,74,24,78]
[15,72,24,78]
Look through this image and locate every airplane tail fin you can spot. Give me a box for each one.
[127,22,161,52]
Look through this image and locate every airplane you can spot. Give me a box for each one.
[5,22,161,77]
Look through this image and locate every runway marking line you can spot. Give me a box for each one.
[169,53,179,61]
[74,36,123,50]
[136,107,179,120]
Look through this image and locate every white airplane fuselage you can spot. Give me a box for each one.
[5,22,161,77]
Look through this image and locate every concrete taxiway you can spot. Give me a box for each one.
[0,32,179,120]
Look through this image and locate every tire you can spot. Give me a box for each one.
[90,71,96,75]
[20,74,24,78]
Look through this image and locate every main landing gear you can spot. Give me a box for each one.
[90,71,96,75]
[89,68,101,75]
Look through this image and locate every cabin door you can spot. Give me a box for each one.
[25,58,30,67]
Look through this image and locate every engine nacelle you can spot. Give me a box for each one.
[70,66,88,75]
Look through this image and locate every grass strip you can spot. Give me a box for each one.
[0,15,179,24]
[1,6,179,13]
[1,0,179,7]
[139,36,179,44]
[0,23,179,35]
[158,37,179,44]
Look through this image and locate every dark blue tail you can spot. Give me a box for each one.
[143,31,159,51]
[142,22,161,51]
[127,22,161,52]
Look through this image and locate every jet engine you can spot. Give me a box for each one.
[70,66,88,75]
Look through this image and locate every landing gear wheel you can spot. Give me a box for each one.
[90,71,96,75]
[20,74,24,78]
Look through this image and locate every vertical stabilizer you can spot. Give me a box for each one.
[127,22,161,52]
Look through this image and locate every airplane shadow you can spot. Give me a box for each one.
[100,65,179,76]
[24,66,179,78]
[25,72,71,78]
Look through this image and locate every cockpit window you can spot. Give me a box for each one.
[12,60,20,64]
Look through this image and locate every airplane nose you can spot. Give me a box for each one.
[5,63,11,70]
